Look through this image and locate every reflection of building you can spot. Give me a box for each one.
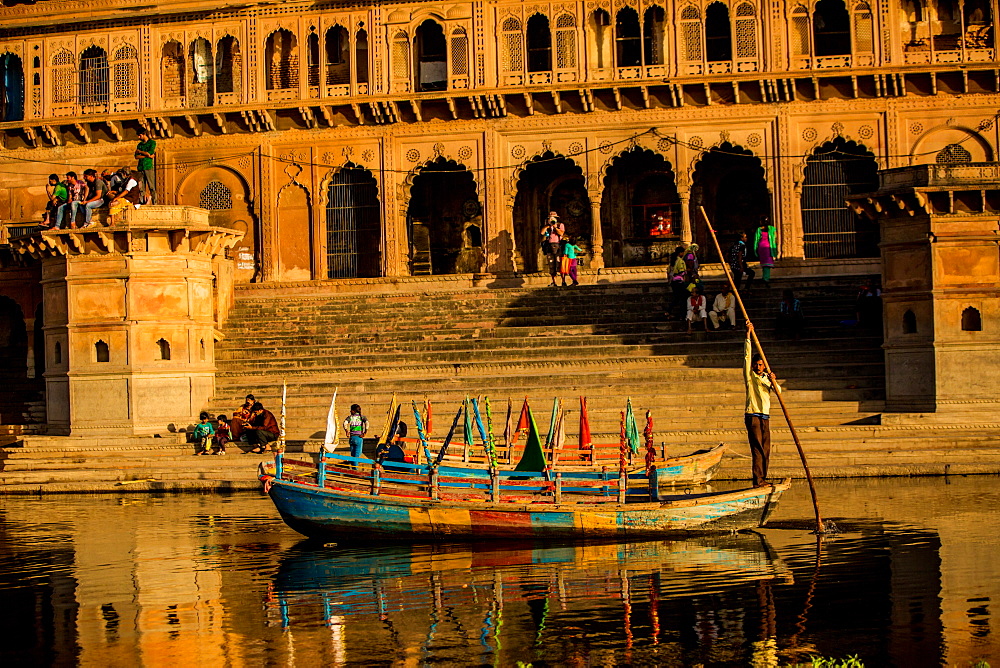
[0,0,997,279]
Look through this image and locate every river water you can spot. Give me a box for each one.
[0,476,996,667]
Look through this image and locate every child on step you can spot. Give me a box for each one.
[193,411,215,455]
[212,415,231,455]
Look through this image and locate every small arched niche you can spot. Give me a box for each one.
[157,338,171,360]
[961,307,982,332]
[95,340,110,363]
[902,309,917,334]
[54,341,62,364]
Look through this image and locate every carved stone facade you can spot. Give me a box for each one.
[0,0,998,278]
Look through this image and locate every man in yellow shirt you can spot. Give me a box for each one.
[744,322,779,486]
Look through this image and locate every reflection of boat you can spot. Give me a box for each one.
[259,453,789,541]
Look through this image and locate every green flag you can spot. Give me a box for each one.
[514,403,547,472]
[464,396,475,451]
[625,397,641,455]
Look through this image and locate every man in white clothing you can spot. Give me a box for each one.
[709,285,737,330]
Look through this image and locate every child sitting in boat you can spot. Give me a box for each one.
[212,415,231,455]
[192,412,215,455]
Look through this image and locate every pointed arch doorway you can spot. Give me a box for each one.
[407,158,483,275]
[691,143,771,261]
[513,153,591,273]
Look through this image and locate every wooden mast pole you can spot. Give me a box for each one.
[698,206,825,534]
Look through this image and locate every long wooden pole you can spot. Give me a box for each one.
[698,206,825,534]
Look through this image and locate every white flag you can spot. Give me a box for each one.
[323,388,339,453]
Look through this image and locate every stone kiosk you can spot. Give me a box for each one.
[850,163,1000,421]
[11,207,242,436]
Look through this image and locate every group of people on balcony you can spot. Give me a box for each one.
[39,130,156,229]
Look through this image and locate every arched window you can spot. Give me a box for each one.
[415,19,447,91]
[391,30,410,83]
[306,32,320,87]
[0,52,25,122]
[95,340,109,363]
[188,38,214,107]
[326,165,382,278]
[79,45,109,111]
[325,25,350,86]
[161,41,185,101]
[501,17,524,72]
[801,137,880,258]
[53,341,62,365]
[216,36,242,96]
[51,49,75,104]
[554,16,576,70]
[705,2,733,62]
[615,7,642,67]
[589,9,612,69]
[814,0,851,56]
[791,5,812,56]
[451,27,470,77]
[962,307,982,331]
[157,338,171,360]
[199,181,232,210]
[265,29,298,90]
[355,29,369,84]
[526,14,552,72]
[112,44,138,106]
[680,6,704,61]
[643,6,666,65]
[852,2,874,54]
[734,3,758,60]
[902,309,917,334]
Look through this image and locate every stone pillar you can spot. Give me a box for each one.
[24,316,35,379]
[848,163,1000,419]
[678,191,693,245]
[589,197,605,270]
[13,206,242,435]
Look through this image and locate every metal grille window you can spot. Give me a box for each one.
[326,167,381,279]
[451,27,469,75]
[79,46,109,111]
[791,7,811,56]
[199,181,232,210]
[852,2,874,53]
[112,45,137,99]
[391,31,410,80]
[801,139,880,258]
[502,18,524,72]
[554,15,576,69]
[52,50,75,103]
[681,6,704,61]
[735,3,758,59]
[936,143,973,163]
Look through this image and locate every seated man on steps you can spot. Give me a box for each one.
[244,401,280,454]
[710,284,737,330]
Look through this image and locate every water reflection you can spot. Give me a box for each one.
[0,477,997,666]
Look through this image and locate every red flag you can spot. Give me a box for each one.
[579,396,593,451]
[644,410,656,474]
[425,399,432,437]
[516,397,530,431]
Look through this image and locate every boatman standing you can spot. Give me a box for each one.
[744,322,778,486]
[343,404,369,459]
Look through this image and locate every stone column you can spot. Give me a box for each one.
[24,316,35,379]
[589,197,605,269]
[678,191,693,246]
[13,206,242,435]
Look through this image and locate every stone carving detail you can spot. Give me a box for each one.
[720,130,731,143]
[433,142,445,157]
[322,152,336,164]
[458,145,473,160]
[541,139,553,152]
[569,142,584,155]
[802,128,818,141]
[511,145,526,159]
[342,146,354,158]
[831,121,845,135]
[657,138,672,152]
[599,141,614,154]
[689,136,704,148]
[858,125,874,140]
[175,163,190,174]
[362,149,375,162]
[910,122,924,135]
[406,148,421,162]
[747,133,762,147]
[239,155,252,171]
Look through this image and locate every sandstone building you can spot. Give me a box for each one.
[0,0,998,434]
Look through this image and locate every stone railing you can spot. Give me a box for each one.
[0,220,39,245]
[878,163,1000,190]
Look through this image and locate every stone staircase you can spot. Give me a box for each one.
[200,273,1000,480]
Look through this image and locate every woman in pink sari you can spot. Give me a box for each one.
[754,217,777,286]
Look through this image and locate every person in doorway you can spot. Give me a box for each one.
[41,174,67,229]
[343,404,370,460]
[744,322,779,487]
[81,169,109,228]
[686,285,709,332]
[754,217,778,286]
[560,236,583,287]
[541,211,565,286]
[776,289,805,340]
[244,401,280,454]
[192,411,216,455]
[710,284,737,330]
[134,129,156,204]
[212,415,232,455]
[727,231,755,291]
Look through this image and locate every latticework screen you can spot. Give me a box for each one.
[451,29,469,75]
[681,8,703,62]
[853,4,874,53]
[200,181,233,210]
[791,10,811,56]
[502,18,524,71]
[392,32,409,79]
[735,4,757,59]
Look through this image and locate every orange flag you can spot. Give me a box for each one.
[579,396,593,451]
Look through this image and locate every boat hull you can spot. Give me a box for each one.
[264,476,789,542]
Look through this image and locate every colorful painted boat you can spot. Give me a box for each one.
[259,453,789,541]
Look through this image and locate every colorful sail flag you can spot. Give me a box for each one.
[644,410,656,474]
[579,396,593,452]
[379,393,398,447]
[483,396,499,469]
[463,396,475,451]
[516,398,530,431]
[322,387,339,453]
[412,400,432,463]
[503,398,514,448]
[279,379,287,452]
[545,398,560,448]
[435,405,464,465]
[514,402,547,472]
[624,397,640,455]
[425,399,432,437]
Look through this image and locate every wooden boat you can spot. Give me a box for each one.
[259,452,790,541]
